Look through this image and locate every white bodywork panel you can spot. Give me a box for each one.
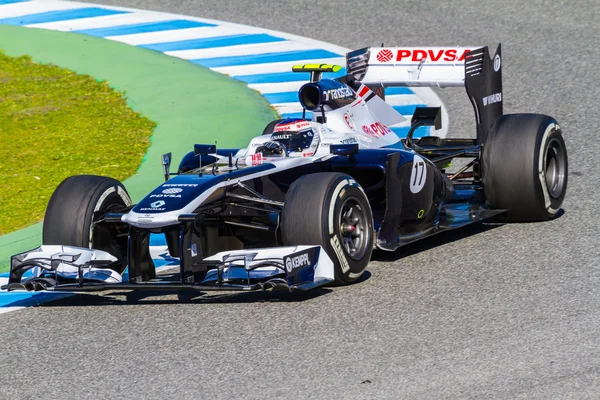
[357,47,477,88]
[21,245,121,283]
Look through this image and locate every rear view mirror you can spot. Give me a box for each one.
[161,152,172,182]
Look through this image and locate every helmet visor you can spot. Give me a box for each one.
[270,129,315,153]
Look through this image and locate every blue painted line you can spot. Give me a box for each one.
[74,19,214,37]
[390,126,410,138]
[0,291,72,308]
[153,252,179,267]
[385,87,414,96]
[234,68,347,85]
[0,0,29,4]
[263,91,301,104]
[393,104,426,116]
[0,7,129,26]
[390,126,430,139]
[192,49,341,68]
[140,33,286,52]
[150,233,167,246]
[280,111,311,120]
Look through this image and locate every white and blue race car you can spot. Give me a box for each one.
[5,44,568,295]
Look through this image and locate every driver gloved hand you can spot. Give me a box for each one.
[256,141,287,157]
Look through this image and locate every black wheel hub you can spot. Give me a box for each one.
[544,137,567,199]
[338,197,370,261]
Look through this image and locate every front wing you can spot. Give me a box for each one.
[3,245,334,293]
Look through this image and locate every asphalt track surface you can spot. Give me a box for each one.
[1,1,599,399]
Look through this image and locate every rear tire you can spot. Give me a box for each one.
[482,114,568,221]
[42,175,132,272]
[281,173,374,285]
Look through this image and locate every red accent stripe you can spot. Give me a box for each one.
[351,99,364,107]
[358,86,370,97]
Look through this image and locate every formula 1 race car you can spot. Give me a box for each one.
[5,44,568,295]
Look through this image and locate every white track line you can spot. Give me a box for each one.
[247,81,309,94]
[165,41,311,60]
[29,12,172,31]
[109,24,269,45]
[0,1,83,18]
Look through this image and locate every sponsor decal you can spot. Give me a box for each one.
[302,152,314,157]
[320,138,356,147]
[482,92,502,106]
[361,121,392,138]
[189,243,198,257]
[323,86,353,101]
[376,48,394,62]
[330,235,350,273]
[163,183,198,187]
[251,153,263,166]
[274,121,310,132]
[162,188,183,194]
[410,155,427,194]
[343,112,355,131]
[271,134,292,140]
[376,49,472,63]
[493,54,501,72]
[285,252,311,273]
[150,194,181,198]
[151,200,165,208]
[117,186,132,206]
[283,247,319,284]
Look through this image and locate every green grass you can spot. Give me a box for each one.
[0,51,155,235]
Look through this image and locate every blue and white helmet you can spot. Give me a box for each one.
[268,118,319,155]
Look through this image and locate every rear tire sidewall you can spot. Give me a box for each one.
[483,114,568,221]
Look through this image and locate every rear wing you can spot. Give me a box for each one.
[346,45,503,143]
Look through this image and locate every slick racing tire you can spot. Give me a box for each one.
[262,119,284,135]
[281,173,374,285]
[482,114,568,221]
[42,175,132,273]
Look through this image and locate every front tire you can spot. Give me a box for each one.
[482,114,568,221]
[281,173,374,285]
[42,175,132,272]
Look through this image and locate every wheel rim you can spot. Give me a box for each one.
[544,138,567,199]
[338,196,370,261]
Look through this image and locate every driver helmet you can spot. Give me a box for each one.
[268,118,319,156]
